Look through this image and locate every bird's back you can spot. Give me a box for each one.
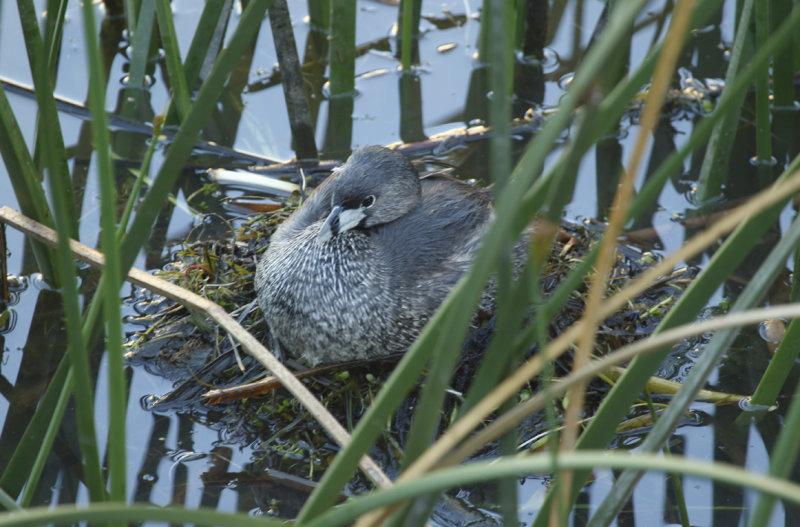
[374,174,493,315]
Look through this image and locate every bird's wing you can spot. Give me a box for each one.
[376,177,493,310]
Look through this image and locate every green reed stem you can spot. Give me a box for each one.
[16,0,78,241]
[694,0,753,202]
[400,0,414,70]
[80,0,127,504]
[305,452,800,527]
[155,0,191,120]
[297,0,650,521]
[747,374,800,526]
[0,84,57,285]
[750,317,800,406]
[328,0,355,97]
[754,0,772,173]
[16,0,105,502]
[126,1,156,88]
[119,0,273,272]
[18,370,73,507]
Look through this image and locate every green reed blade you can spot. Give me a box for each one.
[0,85,57,285]
[119,0,273,274]
[297,0,651,520]
[747,375,800,526]
[588,160,800,525]
[750,318,800,406]
[304,452,800,527]
[328,0,355,98]
[321,0,355,156]
[694,0,753,202]
[0,355,70,503]
[124,0,141,35]
[15,0,105,502]
[43,0,67,78]
[0,502,284,527]
[530,6,800,522]
[771,0,795,110]
[16,0,77,241]
[753,0,772,177]
[18,370,73,507]
[126,2,156,88]
[154,0,191,120]
[79,0,127,504]
[398,0,420,70]
[182,0,228,85]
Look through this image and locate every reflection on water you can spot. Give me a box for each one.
[1,0,800,524]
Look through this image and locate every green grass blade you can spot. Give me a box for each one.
[401,0,515,474]
[43,0,67,77]
[398,0,420,70]
[487,0,514,191]
[0,85,57,284]
[124,0,141,34]
[0,489,19,512]
[182,0,227,85]
[771,0,795,109]
[119,0,273,274]
[753,0,772,179]
[523,0,725,225]
[18,370,73,507]
[328,0,355,97]
[694,0,753,202]
[79,0,126,504]
[126,1,156,88]
[531,3,800,524]
[117,116,164,242]
[303,452,800,527]
[41,94,106,504]
[749,318,800,406]
[322,0,356,156]
[500,1,726,370]
[0,503,284,527]
[587,178,800,525]
[454,0,725,460]
[0,87,51,224]
[307,0,330,32]
[16,0,78,241]
[154,0,191,120]
[0,356,70,502]
[297,0,650,520]
[162,0,229,126]
[15,0,105,503]
[398,71,425,142]
[746,376,800,526]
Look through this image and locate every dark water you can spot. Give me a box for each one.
[1,0,799,524]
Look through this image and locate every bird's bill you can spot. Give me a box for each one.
[317,205,365,243]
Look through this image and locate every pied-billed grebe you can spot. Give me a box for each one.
[255,146,496,365]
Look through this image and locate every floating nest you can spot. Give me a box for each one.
[124,194,696,499]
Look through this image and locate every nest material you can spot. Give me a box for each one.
[125,208,694,478]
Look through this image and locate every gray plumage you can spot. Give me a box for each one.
[255,145,494,365]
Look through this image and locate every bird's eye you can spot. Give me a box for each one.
[361,195,376,208]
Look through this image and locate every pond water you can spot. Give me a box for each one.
[1,0,799,525]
